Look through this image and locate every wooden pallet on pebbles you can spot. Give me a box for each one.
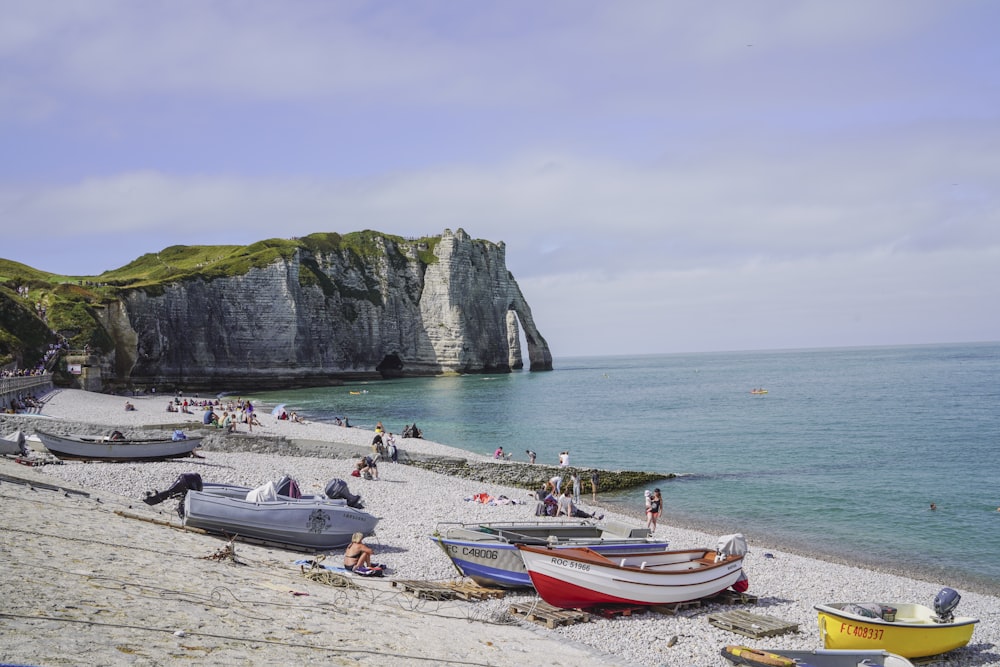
[650,591,758,615]
[706,609,799,639]
[391,579,506,601]
[709,590,759,605]
[444,581,506,601]
[508,591,761,627]
[647,600,703,615]
[590,605,651,619]
[509,600,592,629]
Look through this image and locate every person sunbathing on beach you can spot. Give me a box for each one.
[356,456,379,480]
[124,401,136,411]
[343,532,374,571]
[556,490,603,520]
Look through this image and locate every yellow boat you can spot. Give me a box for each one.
[816,594,978,658]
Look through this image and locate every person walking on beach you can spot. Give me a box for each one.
[385,432,398,462]
[244,400,254,432]
[570,471,581,504]
[590,470,600,501]
[647,489,661,534]
[526,449,536,464]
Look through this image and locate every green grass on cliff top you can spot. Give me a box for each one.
[0,231,446,290]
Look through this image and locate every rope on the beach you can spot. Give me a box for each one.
[299,556,358,589]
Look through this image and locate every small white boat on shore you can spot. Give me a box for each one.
[517,533,748,609]
[35,429,201,461]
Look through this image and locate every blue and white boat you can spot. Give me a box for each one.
[430,520,669,588]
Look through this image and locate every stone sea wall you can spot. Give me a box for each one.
[1,414,667,494]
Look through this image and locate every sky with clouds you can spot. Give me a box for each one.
[2,1,998,357]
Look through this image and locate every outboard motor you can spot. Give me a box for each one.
[324,478,364,509]
[143,473,203,506]
[933,587,961,623]
[274,475,302,498]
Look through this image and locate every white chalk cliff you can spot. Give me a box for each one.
[110,228,552,389]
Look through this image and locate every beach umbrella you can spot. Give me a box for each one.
[271,403,286,417]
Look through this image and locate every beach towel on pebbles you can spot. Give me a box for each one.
[294,559,348,573]
[466,493,522,506]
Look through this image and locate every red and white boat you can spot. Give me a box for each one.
[516,534,748,609]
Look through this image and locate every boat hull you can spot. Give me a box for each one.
[816,603,978,658]
[35,430,200,461]
[518,544,745,609]
[184,485,378,551]
[431,521,668,588]
[723,646,913,667]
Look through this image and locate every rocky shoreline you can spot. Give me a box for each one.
[2,389,998,667]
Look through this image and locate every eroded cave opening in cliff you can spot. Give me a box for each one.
[376,353,404,378]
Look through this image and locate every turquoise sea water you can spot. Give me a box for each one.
[245,342,1000,593]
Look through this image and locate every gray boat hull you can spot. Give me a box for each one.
[184,483,378,551]
[35,429,201,461]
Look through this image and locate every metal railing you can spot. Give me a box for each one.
[0,373,53,399]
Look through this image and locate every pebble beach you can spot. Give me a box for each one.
[2,389,998,666]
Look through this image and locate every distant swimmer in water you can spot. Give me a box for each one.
[930,503,937,510]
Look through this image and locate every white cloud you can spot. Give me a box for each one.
[2,1,998,354]
[522,246,1000,356]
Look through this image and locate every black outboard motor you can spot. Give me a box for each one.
[324,478,363,509]
[143,472,203,506]
[933,587,961,623]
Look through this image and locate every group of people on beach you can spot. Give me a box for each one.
[534,478,603,520]
[371,428,398,463]
[181,398,262,433]
[3,393,43,414]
